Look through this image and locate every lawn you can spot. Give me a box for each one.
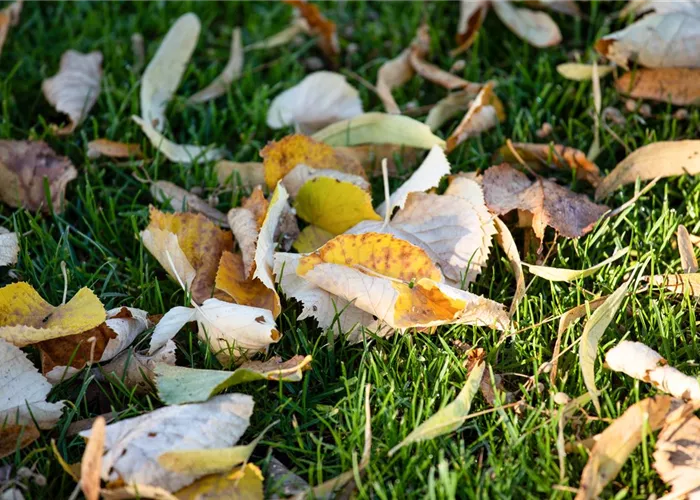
[2,1,699,498]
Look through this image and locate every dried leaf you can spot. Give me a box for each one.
[0,1,22,58]
[335,143,422,176]
[653,413,700,499]
[606,340,700,401]
[524,247,629,282]
[155,355,311,405]
[445,82,505,152]
[245,20,306,51]
[252,184,289,293]
[453,0,487,55]
[293,225,334,253]
[576,396,687,500]
[188,28,243,104]
[281,164,369,199]
[579,278,632,414]
[0,226,18,266]
[79,394,253,492]
[491,1,562,48]
[42,50,102,135]
[616,67,700,106]
[175,462,263,500]
[215,251,280,316]
[495,142,602,186]
[151,181,227,226]
[0,282,105,347]
[97,340,176,393]
[0,424,39,460]
[375,43,413,115]
[141,13,200,130]
[132,115,226,164]
[483,164,608,239]
[678,224,699,273]
[556,63,615,82]
[260,134,366,189]
[285,0,338,61]
[595,140,700,200]
[596,12,700,69]
[494,216,525,315]
[80,416,106,500]
[646,272,700,297]
[312,112,446,149]
[87,139,142,160]
[531,0,581,16]
[267,72,362,134]
[425,90,474,131]
[0,140,77,213]
[389,361,485,455]
[216,161,264,189]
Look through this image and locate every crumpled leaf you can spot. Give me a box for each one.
[595,11,700,69]
[0,0,22,58]
[216,161,264,189]
[42,50,102,135]
[495,142,602,186]
[579,278,632,414]
[576,396,688,500]
[653,413,700,499]
[389,361,484,455]
[260,134,366,189]
[175,462,263,500]
[141,13,200,130]
[483,163,608,239]
[312,112,446,149]
[375,32,419,115]
[0,282,106,347]
[524,247,629,282]
[0,338,65,430]
[132,116,226,164]
[284,0,338,62]
[453,0,487,55]
[81,416,106,500]
[595,140,700,200]
[87,139,142,160]
[0,140,77,213]
[151,181,227,226]
[556,63,615,82]
[293,225,334,253]
[491,0,562,48]
[149,299,279,365]
[294,177,381,235]
[267,72,362,134]
[140,207,233,304]
[79,394,254,492]
[425,90,474,131]
[445,82,505,153]
[155,355,312,405]
[494,216,525,315]
[215,251,280,317]
[95,340,176,393]
[615,68,700,106]
[606,340,700,401]
[0,226,18,266]
[252,184,288,293]
[188,28,243,104]
[678,224,698,273]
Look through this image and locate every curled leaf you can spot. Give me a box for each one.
[80,416,106,500]
[188,28,243,104]
[678,224,698,273]
[445,82,504,153]
[0,1,22,58]
[491,1,562,48]
[425,90,474,131]
[453,0,487,55]
[524,247,629,282]
[215,251,280,316]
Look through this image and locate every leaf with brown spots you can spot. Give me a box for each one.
[445,82,505,153]
[616,68,700,106]
[284,0,338,62]
[140,207,233,304]
[483,163,608,240]
[0,140,77,213]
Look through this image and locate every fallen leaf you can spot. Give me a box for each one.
[294,177,381,235]
[150,180,227,226]
[175,462,264,500]
[80,416,106,500]
[445,82,505,153]
[260,134,366,189]
[215,251,280,316]
[335,143,422,176]
[312,112,446,149]
[453,0,488,55]
[606,340,700,401]
[494,216,525,315]
[252,184,288,293]
[483,164,608,239]
[0,140,77,213]
[425,90,474,131]
[280,163,369,199]
[524,247,629,282]
[100,484,177,500]
[653,413,700,499]
[0,424,39,460]
[0,282,106,347]
[140,207,233,304]
[556,63,615,82]
[615,68,700,106]
[132,115,226,164]
[42,50,102,135]
[266,456,310,499]
[267,72,362,134]
[79,394,254,492]
[579,278,632,414]
[188,28,243,104]
[531,0,581,17]
[245,19,306,51]
[87,139,142,160]
[0,1,22,58]
[375,42,414,115]
[389,361,485,455]
[141,13,200,130]
[491,1,562,48]
[576,396,687,500]
[216,161,264,189]
[595,12,700,69]
[678,224,699,273]
[0,338,65,429]
[495,142,602,186]
[284,0,338,61]
[0,226,18,266]
[155,355,311,404]
[242,186,269,227]
[96,340,176,393]
[595,140,700,200]
[293,225,334,253]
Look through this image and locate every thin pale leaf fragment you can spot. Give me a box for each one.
[494,217,525,316]
[87,139,142,160]
[80,416,106,500]
[678,224,699,273]
[556,63,615,82]
[188,27,243,104]
[524,247,629,282]
[0,227,18,266]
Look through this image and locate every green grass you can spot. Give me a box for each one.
[2,1,700,498]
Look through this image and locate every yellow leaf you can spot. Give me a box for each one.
[175,463,263,500]
[556,63,615,81]
[293,225,334,253]
[524,247,629,282]
[294,178,381,235]
[80,416,106,500]
[215,251,280,317]
[0,283,106,347]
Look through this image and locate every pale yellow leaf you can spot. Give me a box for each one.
[524,247,629,282]
[188,28,243,104]
[678,224,698,273]
[556,63,615,82]
[132,116,226,164]
[491,1,562,48]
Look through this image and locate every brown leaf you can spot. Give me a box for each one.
[375,45,414,114]
[215,161,264,189]
[87,139,142,160]
[150,180,228,226]
[483,164,608,239]
[42,50,103,135]
[654,414,700,499]
[335,143,421,176]
[446,82,505,153]
[0,424,40,460]
[80,416,106,500]
[285,0,338,61]
[0,140,77,213]
[616,68,700,106]
[0,0,22,58]
[453,1,487,55]
[39,321,117,376]
[242,186,269,228]
[496,143,602,186]
[678,224,699,273]
[215,251,281,317]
